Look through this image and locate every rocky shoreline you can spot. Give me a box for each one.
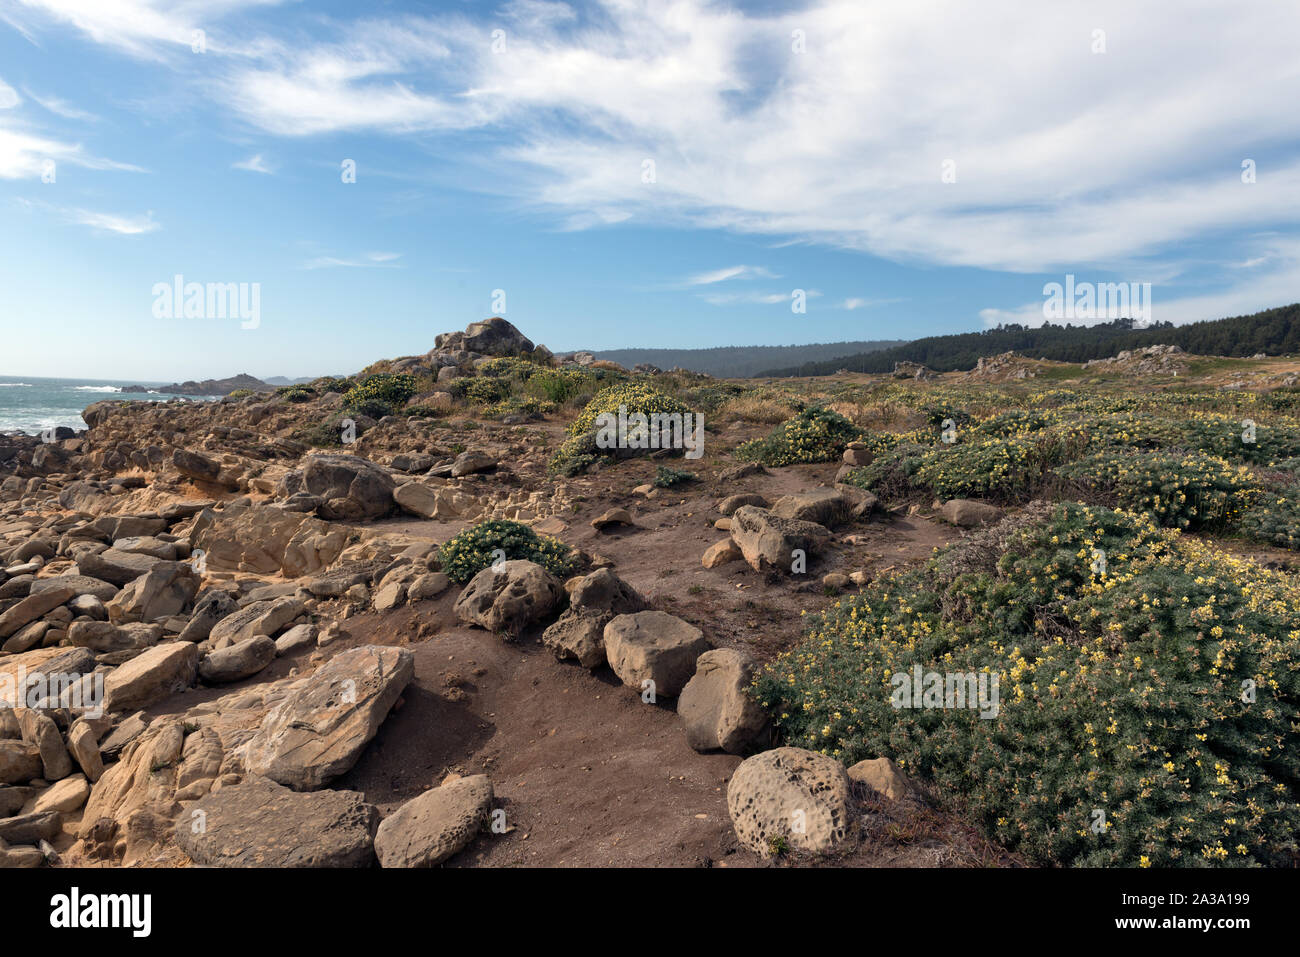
[0,317,974,869]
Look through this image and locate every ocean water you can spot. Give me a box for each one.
[0,375,210,434]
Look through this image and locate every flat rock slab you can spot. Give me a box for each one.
[241,645,414,790]
[176,775,379,867]
[374,775,493,868]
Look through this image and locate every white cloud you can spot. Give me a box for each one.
[0,78,20,109]
[303,251,403,269]
[842,297,904,310]
[0,125,144,178]
[686,264,776,285]
[6,0,283,60]
[196,0,1300,287]
[232,152,272,173]
[21,87,96,120]
[981,239,1300,329]
[15,0,1300,320]
[702,289,821,306]
[68,207,160,234]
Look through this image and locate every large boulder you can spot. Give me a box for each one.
[241,645,414,790]
[68,620,161,653]
[77,719,227,861]
[102,642,199,713]
[541,568,647,668]
[727,747,854,857]
[770,488,854,527]
[105,561,199,623]
[16,709,74,781]
[31,575,117,602]
[173,448,237,489]
[939,499,1004,528]
[199,635,277,684]
[177,589,239,643]
[301,454,396,522]
[678,649,769,754]
[728,506,832,573]
[190,505,345,577]
[175,775,379,867]
[0,583,74,639]
[453,560,564,638]
[435,317,534,356]
[77,548,162,587]
[373,775,493,868]
[208,596,304,647]
[603,611,710,698]
[0,647,98,708]
[0,740,42,785]
[847,757,919,803]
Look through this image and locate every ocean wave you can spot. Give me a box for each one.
[0,383,32,388]
[73,385,122,393]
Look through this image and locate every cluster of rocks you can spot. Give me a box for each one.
[964,351,1038,381]
[701,477,878,577]
[891,361,934,380]
[3,315,938,869]
[1083,343,1187,376]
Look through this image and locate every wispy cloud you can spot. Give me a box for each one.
[21,87,96,121]
[303,251,403,270]
[686,264,777,286]
[12,0,1300,325]
[0,77,20,109]
[842,297,905,310]
[0,126,145,179]
[701,289,822,306]
[232,152,273,173]
[68,207,160,235]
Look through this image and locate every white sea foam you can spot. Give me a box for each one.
[73,385,122,393]
[0,383,32,388]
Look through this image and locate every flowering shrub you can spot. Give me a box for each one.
[344,373,416,417]
[567,382,692,437]
[438,519,575,584]
[1237,487,1300,549]
[735,406,861,466]
[755,503,1300,867]
[1057,450,1257,530]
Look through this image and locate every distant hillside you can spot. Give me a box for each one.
[592,340,906,378]
[761,303,1300,377]
[135,373,272,396]
[264,376,318,386]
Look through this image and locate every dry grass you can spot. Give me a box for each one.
[719,395,792,424]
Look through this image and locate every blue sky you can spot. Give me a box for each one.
[2,0,1299,381]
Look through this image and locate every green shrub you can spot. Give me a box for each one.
[567,382,692,437]
[547,431,602,477]
[756,503,1300,867]
[735,406,860,466]
[653,465,696,488]
[457,377,511,406]
[1057,450,1258,530]
[438,519,576,584]
[1237,487,1300,549]
[476,357,539,380]
[278,385,315,403]
[482,395,555,420]
[344,373,416,417]
[525,368,598,405]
